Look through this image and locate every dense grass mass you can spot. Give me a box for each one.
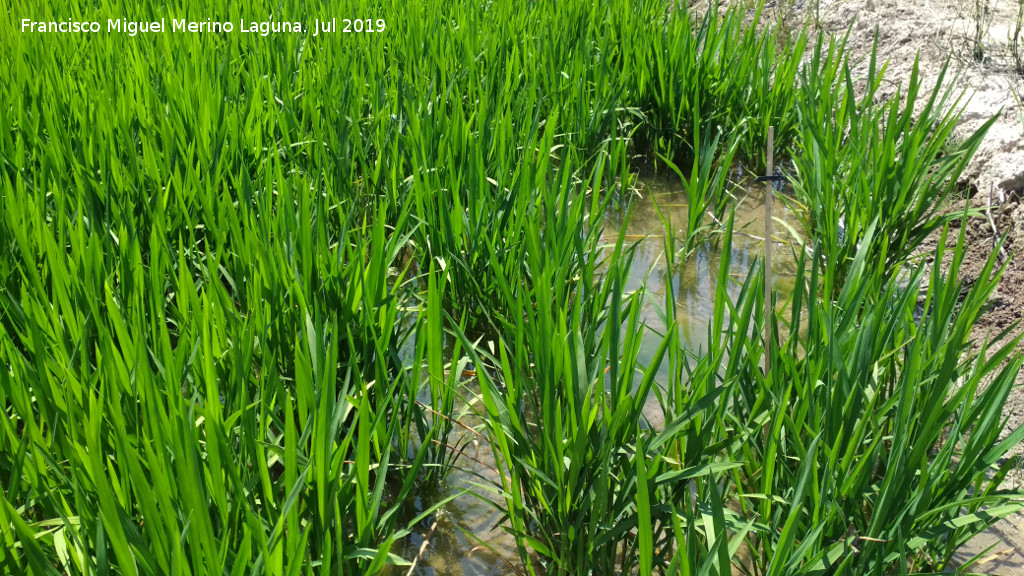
[1,0,1022,575]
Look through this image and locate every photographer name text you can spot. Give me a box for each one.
[20,18,386,37]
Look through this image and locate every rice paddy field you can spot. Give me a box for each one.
[2,0,1024,574]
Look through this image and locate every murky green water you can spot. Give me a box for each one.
[386,175,802,576]
[603,176,800,363]
[387,174,1022,575]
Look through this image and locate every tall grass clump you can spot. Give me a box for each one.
[659,122,741,259]
[0,180,448,574]
[747,224,1024,574]
[0,1,452,571]
[628,2,815,169]
[461,144,748,575]
[647,214,1024,575]
[790,44,993,289]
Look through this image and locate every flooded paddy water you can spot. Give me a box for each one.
[388,175,804,575]
[388,175,1022,575]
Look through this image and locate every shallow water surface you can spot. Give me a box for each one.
[603,177,800,358]
[386,175,801,575]
[389,175,1023,575]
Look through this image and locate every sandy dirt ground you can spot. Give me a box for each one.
[768,0,1024,571]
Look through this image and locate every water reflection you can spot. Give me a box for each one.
[388,175,802,576]
[602,176,800,355]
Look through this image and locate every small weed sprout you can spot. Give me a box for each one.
[1013,0,1024,74]
[1012,83,1024,132]
[972,0,993,61]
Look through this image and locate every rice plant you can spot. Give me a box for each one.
[723,222,1024,574]
[659,119,740,260]
[789,45,992,291]
[2,0,1021,574]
